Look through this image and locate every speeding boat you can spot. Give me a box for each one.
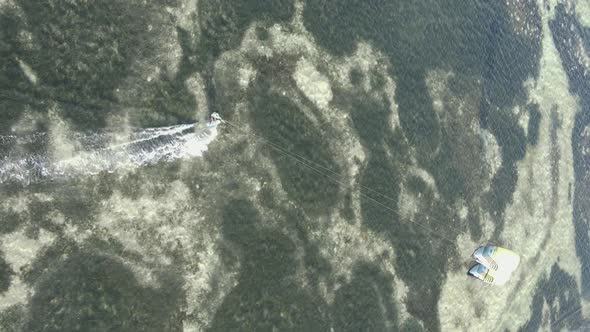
[467,244,520,286]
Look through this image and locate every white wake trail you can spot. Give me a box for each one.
[0,123,218,185]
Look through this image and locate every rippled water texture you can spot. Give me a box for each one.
[0,0,589,331]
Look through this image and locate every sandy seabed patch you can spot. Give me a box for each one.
[294,58,333,110]
[439,1,582,330]
[0,230,55,310]
[575,0,590,26]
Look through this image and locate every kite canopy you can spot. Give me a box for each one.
[467,244,520,286]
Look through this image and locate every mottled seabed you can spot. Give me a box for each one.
[0,0,589,331]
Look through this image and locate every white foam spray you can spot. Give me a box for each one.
[0,123,218,184]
